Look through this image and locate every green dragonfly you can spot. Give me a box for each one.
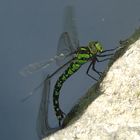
[21,6,116,127]
[52,33,116,126]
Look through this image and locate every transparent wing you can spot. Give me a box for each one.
[63,6,79,50]
[56,6,79,66]
[20,6,79,76]
[20,53,66,76]
[56,32,76,66]
[36,75,59,138]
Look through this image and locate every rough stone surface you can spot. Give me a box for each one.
[43,30,140,140]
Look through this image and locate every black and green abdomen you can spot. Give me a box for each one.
[53,46,94,125]
[53,62,81,124]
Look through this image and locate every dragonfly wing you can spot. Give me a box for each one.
[20,6,79,76]
[36,75,60,138]
[20,53,73,76]
[56,32,76,66]
[56,6,79,66]
[20,58,56,76]
[63,6,79,50]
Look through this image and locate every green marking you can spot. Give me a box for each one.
[56,108,60,112]
[54,92,59,96]
[80,47,87,50]
[68,68,73,75]
[77,53,89,59]
[61,75,66,80]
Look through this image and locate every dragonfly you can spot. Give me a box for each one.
[20,6,117,127]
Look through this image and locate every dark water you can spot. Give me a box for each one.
[0,0,140,140]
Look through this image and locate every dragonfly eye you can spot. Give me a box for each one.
[95,41,103,53]
[88,41,103,54]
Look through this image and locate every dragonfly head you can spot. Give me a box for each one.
[88,41,103,54]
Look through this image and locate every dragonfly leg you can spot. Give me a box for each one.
[93,57,113,78]
[86,61,98,81]
[91,60,103,78]
[96,53,114,57]
[96,57,111,62]
[101,47,118,53]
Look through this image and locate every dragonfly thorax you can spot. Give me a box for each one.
[73,47,93,65]
[88,41,103,54]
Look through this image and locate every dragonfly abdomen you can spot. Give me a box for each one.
[53,62,81,125]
